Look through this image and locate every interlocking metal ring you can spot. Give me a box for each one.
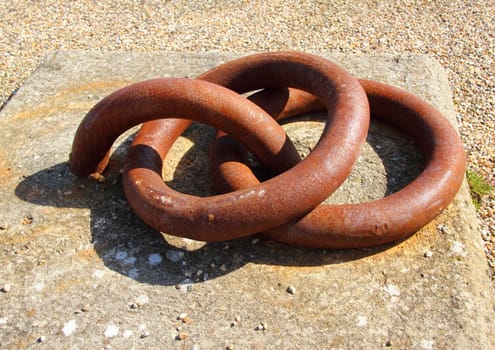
[208,82,466,248]
[70,52,369,242]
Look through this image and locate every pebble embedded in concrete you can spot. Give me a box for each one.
[166,249,184,262]
[140,330,150,338]
[62,319,77,336]
[114,250,136,265]
[356,316,368,327]
[231,315,242,327]
[128,268,139,279]
[420,339,435,350]
[122,330,133,338]
[437,224,450,234]
[147,253,163,266]
[177,279,193,293]
[451,241,467,257]
[37,336,46,343]
[104,324,119,338]
[255,322,267,331]
[134,294,149,307]
[1,284,11,293]
[176,332,188,340]
[384,284,401,297]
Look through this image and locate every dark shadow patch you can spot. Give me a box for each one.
[15,107,423,286]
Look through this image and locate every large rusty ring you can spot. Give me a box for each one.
[70,52,369,241]
[209,81,466,248]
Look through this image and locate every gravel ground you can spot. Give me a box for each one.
[1,0,494,282]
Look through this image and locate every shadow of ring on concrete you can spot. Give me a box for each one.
[14,114,422,286]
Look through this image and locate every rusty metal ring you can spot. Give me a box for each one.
[209,80,466,248]
[71,52,369,241]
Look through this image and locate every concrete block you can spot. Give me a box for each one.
[0,51,493,349]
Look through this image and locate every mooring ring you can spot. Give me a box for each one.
[71,52,369,241]
[209,80,466,248]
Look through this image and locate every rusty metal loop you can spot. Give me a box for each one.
[71,52,369,241]
[209,81,466,248]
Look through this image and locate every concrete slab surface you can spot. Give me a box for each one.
[0,51,494,349]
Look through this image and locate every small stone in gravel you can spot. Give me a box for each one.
[251,238,260,244]
[481,229,491,241]
[177,312,188,321]
[219,264,227,272]
[1,284,11,293]
[286,285,296,294]
[424,250,434,258]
